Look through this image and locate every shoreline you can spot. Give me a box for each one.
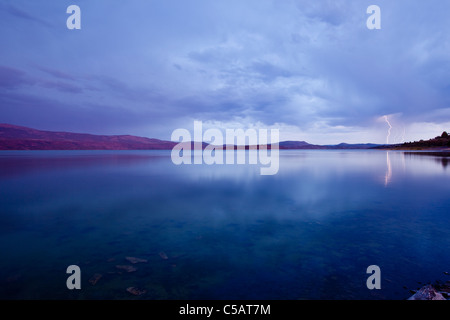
[408,280,450,300]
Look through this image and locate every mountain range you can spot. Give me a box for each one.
[0,124,177,150]
[0,123,381,150]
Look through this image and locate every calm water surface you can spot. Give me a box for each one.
[0,150,449,299]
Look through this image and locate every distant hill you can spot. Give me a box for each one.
[324,143,381,149]
[0,123,382,150]
[0,124,177,150]
[226,141,382,150]
[279,141,325,149]
[278,141,382,149]
[376,131,450,150]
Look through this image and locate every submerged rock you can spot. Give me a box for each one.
[408,285,446,300]
[159,252,168,260]
[125,256,148,264]
[88,273,102,285]
[434,281,450,299]
[126,287,147,296]
[116,265,137,273]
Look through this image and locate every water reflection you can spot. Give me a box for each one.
[404,151,450,170]
[1,150,450,300]
[0,150,168,178]
[384,152,392,186]
[384,152,408,187]
[441,157,449,168]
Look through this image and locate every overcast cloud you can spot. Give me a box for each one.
[1,0,450,144]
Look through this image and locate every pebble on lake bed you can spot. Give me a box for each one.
[116,265,137,273]
[126,287,147,296]
[88,273,102,285]
[125,256,148,264]
[159,252,168,260]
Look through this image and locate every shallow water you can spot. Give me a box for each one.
[0,150,449,299]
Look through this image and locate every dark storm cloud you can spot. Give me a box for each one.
[0,66,34,88]
[1,0,450,142]
[0,65,83,94]
[38,80,84,94]
[35,66,78,81]
[1,4,54,28]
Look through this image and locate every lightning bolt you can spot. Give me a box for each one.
[384,115,392,144]
[401,127,406,143]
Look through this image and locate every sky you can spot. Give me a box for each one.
[1,0,450,145]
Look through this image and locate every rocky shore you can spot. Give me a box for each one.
[408,280,450,300]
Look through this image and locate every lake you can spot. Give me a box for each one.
[0,150,449,299]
